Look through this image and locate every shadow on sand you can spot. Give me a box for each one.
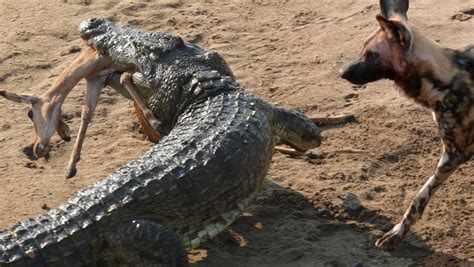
[190,181,470,267]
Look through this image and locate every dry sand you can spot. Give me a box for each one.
[0,1,472,266]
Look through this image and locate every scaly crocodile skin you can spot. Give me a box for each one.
[0,18,321,266]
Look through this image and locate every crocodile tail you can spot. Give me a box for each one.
[0,88,275,265]
[0,201,101,266]
[267,105,322,151]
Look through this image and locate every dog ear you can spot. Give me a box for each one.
[376,15,412,49]
[380,0,409,20]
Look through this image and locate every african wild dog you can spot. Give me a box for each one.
[340,0,473,251]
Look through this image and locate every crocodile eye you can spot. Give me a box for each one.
[27,110,33,120]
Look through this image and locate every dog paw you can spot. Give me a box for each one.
[375,223,405,251]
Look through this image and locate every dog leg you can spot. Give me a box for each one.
[120,72,167,138]
[375,151,463,250]
[65,75,108,178]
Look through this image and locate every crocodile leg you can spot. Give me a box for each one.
[66,75,108,178]
[120,72,167,138]
[103,220,188,267]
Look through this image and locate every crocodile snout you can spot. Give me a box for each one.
[79,17,108,40]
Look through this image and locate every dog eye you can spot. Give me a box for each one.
[27,110,33,119]
[366,52,380,62]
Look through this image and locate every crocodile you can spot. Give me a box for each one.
[0,18,323,266]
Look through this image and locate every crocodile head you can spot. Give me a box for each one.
[79,18,129,65]
[79,17,110,40]
[79,18,185,69]
[79,18,238,133]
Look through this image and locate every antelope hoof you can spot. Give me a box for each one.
[33,143,50,159]
[66,167,77,179]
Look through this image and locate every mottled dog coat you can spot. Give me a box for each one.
[340,0,473,250]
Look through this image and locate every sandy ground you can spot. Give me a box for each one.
[0,1,473,266]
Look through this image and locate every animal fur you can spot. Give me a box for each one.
[340,0,473,251]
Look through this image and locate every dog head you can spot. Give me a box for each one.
[340,0,414,85]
